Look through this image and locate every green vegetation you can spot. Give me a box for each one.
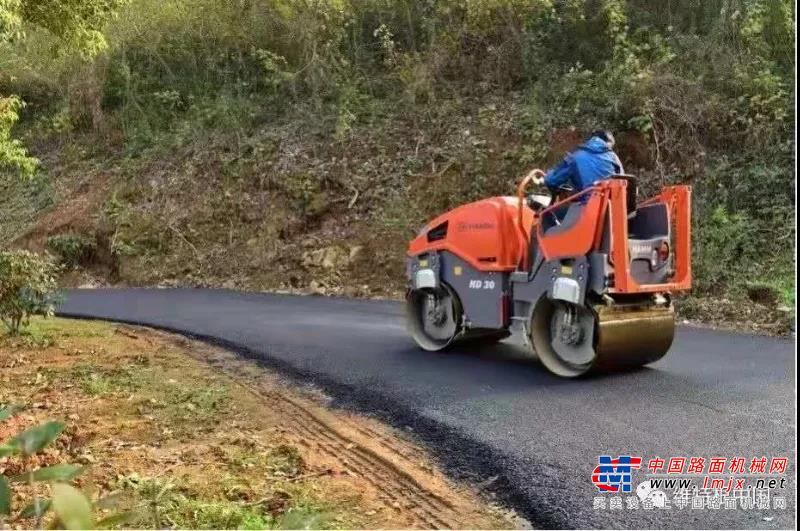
[128,477,270,530]
[122,475,342,530]
[67,360,231,434]
[0,250,59,335]
[0,0,795,327]
[0,406,108,529]
[1,0,126,174]
[46,233,97,267]
[0,95,37,175]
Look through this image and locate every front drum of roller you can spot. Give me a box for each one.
[531,299,675,378]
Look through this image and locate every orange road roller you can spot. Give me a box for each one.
[405,172,692,377]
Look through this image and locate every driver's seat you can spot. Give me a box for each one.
[541,203,583,234]
[527,202,585,274]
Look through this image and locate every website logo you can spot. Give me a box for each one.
[592,455,642,492]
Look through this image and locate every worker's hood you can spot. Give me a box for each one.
[578,136,612,153]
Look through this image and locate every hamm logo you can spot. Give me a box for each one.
[629,243,655,256]
[592,455,642,492]
[457,222,494,231]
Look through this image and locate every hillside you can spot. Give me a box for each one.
[0,0,795,332]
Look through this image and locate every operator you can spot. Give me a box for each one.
[531,130,623,195]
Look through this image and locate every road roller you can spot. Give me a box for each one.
[405,171,692,377]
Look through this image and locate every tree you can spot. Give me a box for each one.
[0,0,125,176]
[0,250,60,335]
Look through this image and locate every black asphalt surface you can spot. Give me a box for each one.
[58,288,795,529]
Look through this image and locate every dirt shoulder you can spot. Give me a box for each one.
[0,318,519,529]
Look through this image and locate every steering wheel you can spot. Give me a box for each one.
[525,184,575,230]
[550,183,574,203]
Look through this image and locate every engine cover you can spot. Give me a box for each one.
[407,196,535,272]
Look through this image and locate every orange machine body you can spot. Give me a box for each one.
[407,197,535,272]
[407,179,692,295]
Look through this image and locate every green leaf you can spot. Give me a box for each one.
[10,464,85,483]
[0,475,11,515]
[9,421,65,456]
[0,444,17,458]
[0,404,24,422]
[52,484,93,530]
[19,498,52,518]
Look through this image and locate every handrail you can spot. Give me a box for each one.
[537,186,599,219]
[516,169,544,237]
[515,169,546,271]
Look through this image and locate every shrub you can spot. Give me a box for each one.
[692,206,755,295]
[0,250,60,336]
[0,405,92,528]
[0,96,39,177]
[45,234,97,268]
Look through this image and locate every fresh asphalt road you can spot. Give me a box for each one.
[58,288,795,529]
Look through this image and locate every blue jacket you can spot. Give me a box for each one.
[544,136,623,194]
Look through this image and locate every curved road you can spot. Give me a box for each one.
[58,288,795,529]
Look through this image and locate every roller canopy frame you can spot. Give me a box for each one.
[607,182,692,294]
[517,178,692,294]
